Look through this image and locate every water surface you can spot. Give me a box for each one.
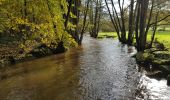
[0,36,170,100]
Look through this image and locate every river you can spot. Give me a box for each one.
[0,36,170,100]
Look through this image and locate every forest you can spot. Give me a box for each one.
[0,0,170,100]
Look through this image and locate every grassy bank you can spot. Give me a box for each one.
[98,31,170,49]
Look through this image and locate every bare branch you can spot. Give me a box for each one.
[149,14,170,26]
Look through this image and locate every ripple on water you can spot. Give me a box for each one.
[0,36,170,100]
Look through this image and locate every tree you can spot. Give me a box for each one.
[104,0,170,51]
[89,0,103,38]
[104,0,128,43]
[127,0,135,45]
[135,0,149,51]
[0,0,77,49]
[65,0,90,45]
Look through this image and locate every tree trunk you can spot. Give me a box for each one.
[127,0,134,45]
[64,0,73,29]
[149,11,159,48]
[137,0,149,51]
[104,0,121,40]
[79,0,90,45]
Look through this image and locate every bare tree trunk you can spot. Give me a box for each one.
[89,1,94,37]
[96,1,102,37]
[110,0,122,41]
[149,11,159,48]
[104,0,121,40]
[145,0,154,36]
[105,0,128,43]
[73,0,81,42]
[118,0,126,43]
[136,0,149,51]
[92,0,99,38]
[90,0,102,38]
[135,1,140,48]
[79,0,90,45]
[135,0,149,51]
[127,0,134,45]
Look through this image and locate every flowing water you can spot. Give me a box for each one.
[0,36,170,100]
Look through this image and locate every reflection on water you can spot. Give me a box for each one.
[0,36,170,100]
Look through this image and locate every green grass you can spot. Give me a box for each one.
[98,32,116,38]
[98,31,170,48]
[147,31,170,48]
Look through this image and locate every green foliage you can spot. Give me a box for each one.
[0,0,77,50]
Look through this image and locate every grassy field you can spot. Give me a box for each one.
[98,31,170,48]
[147,31,170,48]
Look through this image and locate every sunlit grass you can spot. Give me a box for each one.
[98,32,116,38]
[147,31,170,48]
[98,31,170,48]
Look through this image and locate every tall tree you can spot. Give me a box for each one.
[104,0,127,43]
[65,0,90,45]
[127,0,134,45]
[90,0,103,38]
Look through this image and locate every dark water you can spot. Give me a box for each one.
[0,36,170,100]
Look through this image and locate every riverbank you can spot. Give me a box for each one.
[135,41,170,85]
[0,41,67,67]
[98,31,170,85]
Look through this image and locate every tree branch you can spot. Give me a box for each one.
[149,14,170,26]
